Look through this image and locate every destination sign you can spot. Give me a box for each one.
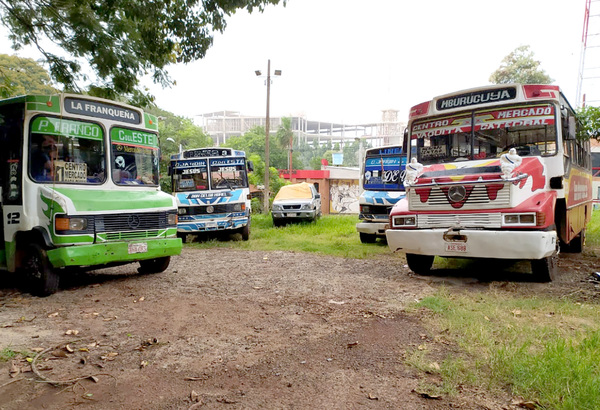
[436,87,516,111]
[210,158,245,167]
[64,97,140,124]
[184,148,232,159]
[31,117,102,140]
[111,128,158,148]
[367,146,403,156]
[173,159,208,169]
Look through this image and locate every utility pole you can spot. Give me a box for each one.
[265,59,271,213]
[255,60,281,213]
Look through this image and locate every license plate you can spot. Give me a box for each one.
[445,242,467,252]
[128,242,148,254]
[287,213,297,217]
[206,221,217,229]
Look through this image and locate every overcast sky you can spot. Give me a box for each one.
[1,0,592,125]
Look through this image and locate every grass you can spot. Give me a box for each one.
[406,289,600,409]
[0,347,32,361]
[587,209,600,247]
[186,214,392,259]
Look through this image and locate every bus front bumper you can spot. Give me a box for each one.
[385,228,557,260]
[177,216,249,233]
[47,237,182,268]
[356,221,388,236]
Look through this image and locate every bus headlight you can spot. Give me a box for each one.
[502,213,536,226]
[392,215,416,227]
[167,213,178,226]
[55,216,88,232]
[177,207,188,215]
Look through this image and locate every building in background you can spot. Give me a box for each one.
[197,109,406,148]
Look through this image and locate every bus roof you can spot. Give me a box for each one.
[408,84,570,120]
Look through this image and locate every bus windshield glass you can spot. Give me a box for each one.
[29,116,106,184]
[363,148,406,191]
[209,158,248,190]
[172,159,209,192]
[411,103,557,165]
[111,127,159,186]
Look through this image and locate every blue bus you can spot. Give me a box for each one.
[356,145,407,243]
[169,147,253,242]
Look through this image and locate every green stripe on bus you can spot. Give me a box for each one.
[52,188,174,211]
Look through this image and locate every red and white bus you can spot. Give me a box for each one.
[386,84,593,281]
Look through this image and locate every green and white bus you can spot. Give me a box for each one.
[0,94,182,295]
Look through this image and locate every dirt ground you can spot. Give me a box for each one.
[0,245,599,410]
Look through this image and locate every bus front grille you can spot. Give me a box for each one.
[409,184,510,211]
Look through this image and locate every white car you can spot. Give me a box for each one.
[272,182,322,226]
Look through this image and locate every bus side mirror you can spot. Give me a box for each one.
[566,116,576,140]
[247,160,254,173]
[167,164,173,176]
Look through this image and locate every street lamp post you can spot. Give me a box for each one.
[255,60,281,214]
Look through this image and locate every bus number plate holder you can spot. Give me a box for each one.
[445,242,467,253]
[128,242,148,254]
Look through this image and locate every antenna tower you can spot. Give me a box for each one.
[577,0,600,107]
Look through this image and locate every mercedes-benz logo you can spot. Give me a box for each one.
[448,185,467,203]
[206,205,214,214]
[128,214,141,229]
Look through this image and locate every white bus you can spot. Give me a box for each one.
[356,145,407,243]
[386,84,593,281]
[0,94,181,295]
[169,147,253,241]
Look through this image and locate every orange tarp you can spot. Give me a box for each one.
[274,182,313,200]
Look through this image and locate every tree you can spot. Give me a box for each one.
[489,45,553,85]
[275,117,300,172]
[226,126,269,161]
[246,153,287,213]
[147,107,213,192]
[0,54,57,98]
[0,0,285,106]
[576,105,600,141]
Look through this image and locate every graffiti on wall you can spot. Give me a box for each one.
[330,180,360,214]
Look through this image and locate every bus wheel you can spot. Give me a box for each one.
[24,244,59,296]
[406,253,434,275]
[241,223,250,241]
[531,254,557,282]
[138,256,171,274]
[177,233,187,244]
[567,229,585,253]
[359,233,377,244]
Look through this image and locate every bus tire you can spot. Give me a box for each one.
[138,256,171,274]
[566,229,585,253]
[177,233,187,244]
[241,225,250,241]
[406,253,434,275]
[24,243,59,296]
[359,232,377,243]
[531,254,557,282]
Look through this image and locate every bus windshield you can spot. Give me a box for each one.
[363,148,406,191]
[111,127,159,186]
[29,116,106,184]
[411,103,557,165]
[210,158,248,190]
[172,159,209,192]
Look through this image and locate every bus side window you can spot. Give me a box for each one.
[0,107,24,205]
